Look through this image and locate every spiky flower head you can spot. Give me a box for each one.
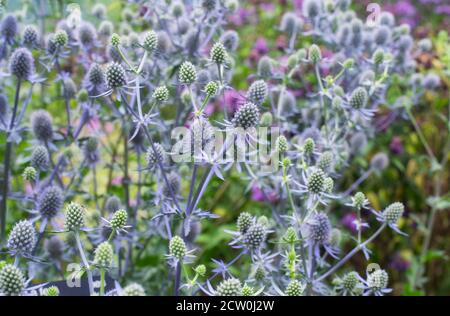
[142,30,158,52]
[323,177,334,193]
[87,63,105,87]
[152,85,169,102]
[210,42,228,65]
[237,212,253,234]
[349,87,368,109]
[308,44,322,64]
[195,265,206,276]
[232,102,260,129]
[1,14,17,41]
[98,21,113,38]
[110,33,121,47]
[303,0,321,19]
[62,78,77,99]
[54,29,68,47]
[106,62,127,89]
[246,80,267,105]
[78,22,96,47]
[216,278,242,296]
[31,110,53,142]
[171,1,185,17]
[64,202,85,231]
[162,171,181,197]
[367,269,389,292]
[280,12,301,37]
[276,135,289,153]
[110,209,127,231]
[22,166,37,182]
[422,73,440,90]
[241,284,254,296]
[308,212,331,244]
[92,3,107,19]
[0,264,25,296]
[283,227,298,244]
[83,137,100,165]
[45,236,63,260]
[105,195,121,213]
[370,152,389,171]
[307,169,325,194]
[342,272,361,293]
[9,48,34,80]
[169,236,187,260]
[145,143,166,168]
[353,192,366,210]
[202,0,217,12]
[220,30,239,51]
[94,242,114,267]
[317,151,333,171]
[42,286,60,296]
[31,145,49,171]
[382,202,404,225]
[179,61,197,84]
[38,186,64,218]
[205,81,219,96]
[22,25,39,47]
[244,223,266,250]
[7,220,36,255]
[122,283,146,296]
[257,56,273,78]
[285,280,304,296]
[374,25,391,46]
[372,48,384,65]
[303,137,315,155]
[259,112,273,127]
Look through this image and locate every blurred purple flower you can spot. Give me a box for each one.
[384,1,418,27]
[389,253,411,272]
[390,136,404,155]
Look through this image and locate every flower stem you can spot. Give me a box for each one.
[0,79,21,240]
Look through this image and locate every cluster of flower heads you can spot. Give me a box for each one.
[0,0,441,296]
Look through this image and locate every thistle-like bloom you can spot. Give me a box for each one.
[179,61,197,84]
[232,102,260,129]
[64,202,85,231]
[31,110,53,143]
[152,85,169,102]
[215,278,242,296]
[105,195,121,213]
[22,166,37,182]
[0,264,25,296]
[243,223,267,250]
[22,25,40,47]
[169,236,187,260]
[307,169,325,194]
[121,283,146,296]
[210,42,228,65]
[110,209,128,231]
[94,242,114,268]
[9,48,35,80]
[246,80,267,105]
[105,62,127,89]
[285,280,305,296]
[7,220,37,255]
[308,44,321,64]
[364,269,391,296]
[1,14,18,43]
[38,186,64,218]
[31,145,49,171]
[145,143,167,169]
[142,30,158,52]
[370,152,389,171]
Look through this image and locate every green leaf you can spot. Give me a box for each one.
[426,194,450,211]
